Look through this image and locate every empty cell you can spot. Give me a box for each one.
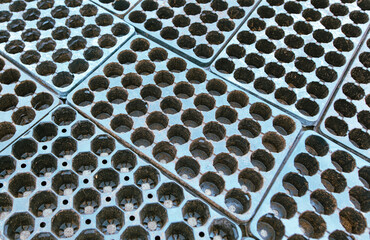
[52,170,78,196]
[154,70,174,87]
[225,189,250,214]
[72,152,97,175]
[129,10,147,23]
[330,150,356,173]
[285,72,306,88]
[174,82,194,99]
[31,154,57,177]
[206,31,225,45]
[33,122,58,142]
[182,200,210,227]
[146,112,168,130]
[294,153,318,176]
[52,72,74,88]
[226,135,250,156]
[215,58,235,74]
[239,168,263,192]
[71,121,95,140]
[215,106,238,124]
[157,182,184,208]
[152,141,177,163]
[321,169,347,193]
[29,191,58,217]
[14,80,36,96]
[52,107,76,126]
[299,211,326,238]
[254,77,275,94]
[96,207,124,235]
[140,204,167,231]
[190,138,213,160]
[51,210,80,238]
[135,60,155,75]
[131,127,154,147]
[112,150,137,173]
[122,73,142,89]
[141,0,158,11]
[0,156,16,179]
[118,50,137,64]
[175,156,200,179]
[194,94,215,111]
[148,48,168,63]
[76,230,103,240]
[134,166,159,190]
[0,193,12,219]
[349,186,370,212]
[166,222,194,240]
[108,87,128,104]
[121,226,148,239]
[238,118,261,138]
[339,207,367,234]
[296,98,319,117]
[12,138,37,160]
[0,94,18,111]
[273,115,296,135]
[173,15,191,27]
[209,218,238,240]
[203,121,226,142]
[282,172,308,197]
[181,109,203,127]
[0,122,15,142]
[310,189,337,215]
[213,153,237,175]
[94,168,119,193]
[200,172,225,196]
[160,96,182,114]
[167,125,190,144]
[304,135,329,156]
[126,99,148,117]
[9,173,36,198]
[116,185,143,211]
[160,27,179,40]
[275,88,297,105]
[251,149,274,172]
[31,93,54,111]
[79,4,98,16]
[157,6,174,19]
[270,192,297,219]
[194,44,214,59]
[4,213,35,240]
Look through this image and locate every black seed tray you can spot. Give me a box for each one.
[0,55,59,153]
[319,34,370,159]
[125,0,261,66]
[249,131,369,240]
[91,0,142,17]
[67,36,302,222]
[0,0,134,97]
[0,105,242,240]
[211,0,370,126]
